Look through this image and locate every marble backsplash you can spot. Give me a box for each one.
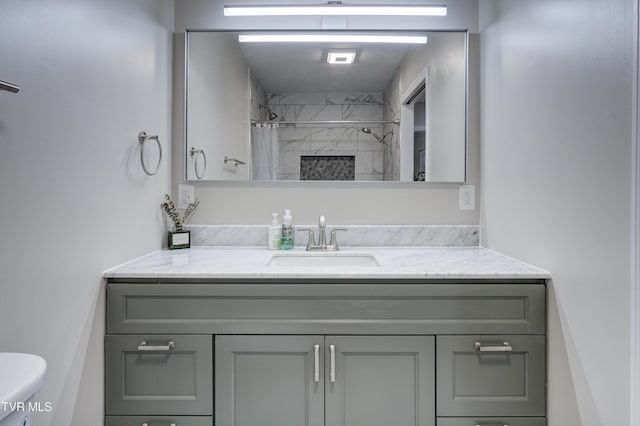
[186,225,479,247]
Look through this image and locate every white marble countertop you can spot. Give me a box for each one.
[103,246,550,280]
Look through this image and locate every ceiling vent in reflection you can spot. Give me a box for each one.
[327,51,356,64]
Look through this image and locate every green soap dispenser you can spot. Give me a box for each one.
[280,209,295,250]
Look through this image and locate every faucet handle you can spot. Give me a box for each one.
[318,215,326,228]
[328,228,348,250]
[296,227,317,251]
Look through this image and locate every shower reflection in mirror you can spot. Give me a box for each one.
[251,123,280,180]
[185,30,467,183]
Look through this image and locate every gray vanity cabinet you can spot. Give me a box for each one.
[215,335,435,426]
[105,280,546,426]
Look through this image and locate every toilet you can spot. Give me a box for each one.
[0,353,47,426]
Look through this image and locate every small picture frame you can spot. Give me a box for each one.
[168,230,190,250]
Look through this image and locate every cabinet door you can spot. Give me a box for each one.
[105,335,212,415]
[437,335,545,417]
[215,335,324,426]
[325,336,436,426]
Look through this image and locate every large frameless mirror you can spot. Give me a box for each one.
[185,30,467,183]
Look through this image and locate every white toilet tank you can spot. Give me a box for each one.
[0,353,47,426]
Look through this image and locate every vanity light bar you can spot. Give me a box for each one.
[224,4,447,16]
[238,34,428,44]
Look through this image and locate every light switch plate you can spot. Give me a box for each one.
[458,184,475,210]
[178,184,195,209]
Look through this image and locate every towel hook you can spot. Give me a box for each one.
[0,80,20,93]
[138,131,162,176]
[224,156,246,167]
[190,147,207,180]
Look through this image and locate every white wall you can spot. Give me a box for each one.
[187,32,251,180]
[173,0,481,226]
[479,1,633,424]
[0,1,174,425]
[399,32,467,182]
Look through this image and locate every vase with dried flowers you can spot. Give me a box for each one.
[161,194,199,249]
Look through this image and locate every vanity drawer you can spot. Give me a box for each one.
[437,335,545,417]
[107,282,545,335]
[105,416,213,426]
[437,418,545,426]
[105,335,213,416]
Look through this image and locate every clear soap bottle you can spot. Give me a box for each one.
[280,209,295,250]
[268,213,281,250]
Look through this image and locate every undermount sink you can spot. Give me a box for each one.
[266,252,380,267]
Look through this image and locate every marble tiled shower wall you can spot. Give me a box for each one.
[250,70,266,121]
[266,92,385,180]
[383,71,402,181]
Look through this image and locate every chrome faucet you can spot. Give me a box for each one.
[298,215,347,251]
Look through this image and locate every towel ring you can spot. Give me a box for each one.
[138,131,162,176]
[190,147,207,180]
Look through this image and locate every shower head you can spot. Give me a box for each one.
[259,104,279,121]
[361,128,385,144]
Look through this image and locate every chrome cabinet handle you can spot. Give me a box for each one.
[313,344,320,382]
[329,344,336,383]
[137,341,175,351]
[475,423,509,426]
[474,341,512,352]
[142,424,176,426]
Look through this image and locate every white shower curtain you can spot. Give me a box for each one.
[251,124,280,180]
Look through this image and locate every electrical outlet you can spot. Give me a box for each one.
[458,184,475,210]
[178,184,195,209]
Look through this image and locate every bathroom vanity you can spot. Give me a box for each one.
[103,246,549,426]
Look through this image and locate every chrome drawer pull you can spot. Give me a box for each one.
[329,344,336,383]
[313,344,320,382]
[137,341,175,351]
[474,341,512,352]
[475,423,509,426]
[141,423,176,426]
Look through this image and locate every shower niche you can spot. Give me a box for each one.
[185,30,468,183]
[300,155,356,181]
